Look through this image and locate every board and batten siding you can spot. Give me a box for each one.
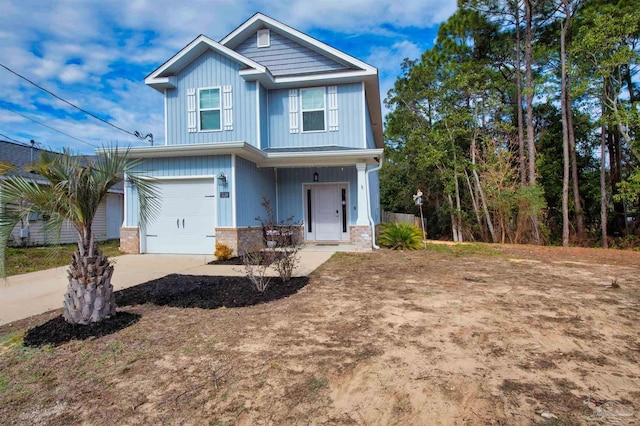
[367,167,381,223]
[276,167,358,225]
[165,50,258,146]
[235,30,351,76]
[125,155,232,228]
[259,83,269,149]
[365,99,376,150]
[234,157,276,227]
[267,83,363,149]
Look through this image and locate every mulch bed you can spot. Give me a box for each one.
[22,274,309,347]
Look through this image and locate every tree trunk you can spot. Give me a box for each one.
[561,19,570,247]
[524,0,541,244]
[63,243,116,324]
[600,103,608,248]
[515,2,527,184]
[465,169,486,241]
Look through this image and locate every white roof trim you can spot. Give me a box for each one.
[145,35,268,90]
[220,13,377,74]
[112,142,381,167]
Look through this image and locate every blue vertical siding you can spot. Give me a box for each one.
[235,156,276,227]
[276,167,358,225]
[368,168,381,223]
[267,83,363,149]
[234,30,351,76]
[126,155,233,227]
[365,98,376,150]
[259,83,269,149]
[165,50,257,146]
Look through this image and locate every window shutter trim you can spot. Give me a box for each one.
[187,88,197,133]
[223,85,233,131]
[289,89,299,133]
[328,85,338,131]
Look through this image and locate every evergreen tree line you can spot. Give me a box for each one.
[382,0,639,247]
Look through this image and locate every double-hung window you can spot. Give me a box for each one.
[199,87,221,131]
[301,87,326,132]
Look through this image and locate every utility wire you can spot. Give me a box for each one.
[0,131,25,145]
[0,104,98,148]
[0,62,138,138]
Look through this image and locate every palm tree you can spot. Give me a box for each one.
[0,147,158,325]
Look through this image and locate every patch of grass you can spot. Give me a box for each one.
[0,374,8,393]
[424,242,501,257]
[306,376,327,393]
[6,240,122,276]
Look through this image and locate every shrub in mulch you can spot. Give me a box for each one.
[115,274,309,309]
[22,274,309,347]
[23,312,141,347]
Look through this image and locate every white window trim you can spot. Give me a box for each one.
[300,87,327,133]
[198,86,223,132]
[257,29,270,48]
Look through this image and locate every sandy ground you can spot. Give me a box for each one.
[0,244,638,425]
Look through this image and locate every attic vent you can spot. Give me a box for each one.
[257,29,270,48]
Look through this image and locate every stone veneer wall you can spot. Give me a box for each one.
[120,227,140,254]
[215,227,264,256]
[349,225,373,252]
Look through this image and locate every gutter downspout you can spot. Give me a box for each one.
[365,154,384,249]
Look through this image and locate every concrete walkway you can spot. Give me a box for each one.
[0,246,339,326]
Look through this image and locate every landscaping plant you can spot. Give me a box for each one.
[378,222,424,250]
[0,147,159,324]
[215,242,234,261]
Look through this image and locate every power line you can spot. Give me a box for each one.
[0,131,25,145]
[0,62,138,138]
[0,104,98,148]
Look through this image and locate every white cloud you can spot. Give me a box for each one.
[0,0,457,152]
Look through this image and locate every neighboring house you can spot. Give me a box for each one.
[0,140,124,246]
[120,13,383,255]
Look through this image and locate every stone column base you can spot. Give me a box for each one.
[215,227,264,256]
[120,227,140,254]
[349,225,372,252]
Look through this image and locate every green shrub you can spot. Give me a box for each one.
[214,242,234,260]
[378,222,423,250]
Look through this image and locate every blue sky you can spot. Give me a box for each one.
[0,0,457,154]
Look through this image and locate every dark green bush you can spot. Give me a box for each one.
[378,222,423,250]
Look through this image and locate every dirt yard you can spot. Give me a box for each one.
[1,244,639,425]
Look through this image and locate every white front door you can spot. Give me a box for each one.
[145,179,216,254]
[314,185,341,241]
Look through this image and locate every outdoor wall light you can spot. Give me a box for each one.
[313,170,319,182]
[218,172,228,184]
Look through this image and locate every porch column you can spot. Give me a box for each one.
[356,162,369,225]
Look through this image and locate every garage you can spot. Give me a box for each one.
[145,178,217,254]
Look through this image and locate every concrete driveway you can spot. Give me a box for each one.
[0,248,338,326]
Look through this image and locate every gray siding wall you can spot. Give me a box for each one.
[276,167,358,225]
[165,50,258,146]
[235,157,276,227]
[235,30,350,76]
[126,155,233,227]
[267,83,364,149]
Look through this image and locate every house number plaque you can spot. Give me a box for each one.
[220,192,230,198]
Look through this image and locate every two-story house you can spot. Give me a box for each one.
[119,13,383,255]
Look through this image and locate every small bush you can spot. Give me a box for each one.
[215,242,234,260]
[378,222,423,250]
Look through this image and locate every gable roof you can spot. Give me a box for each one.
[144,13,384,148]
[220,13,376,75]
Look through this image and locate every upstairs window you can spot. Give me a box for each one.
[199,87,221,131]
[301,87,325,132]
[257,29,270,48]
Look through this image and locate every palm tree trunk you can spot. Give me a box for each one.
[63,243,115,324]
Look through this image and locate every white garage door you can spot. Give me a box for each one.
[145,179,216,254]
